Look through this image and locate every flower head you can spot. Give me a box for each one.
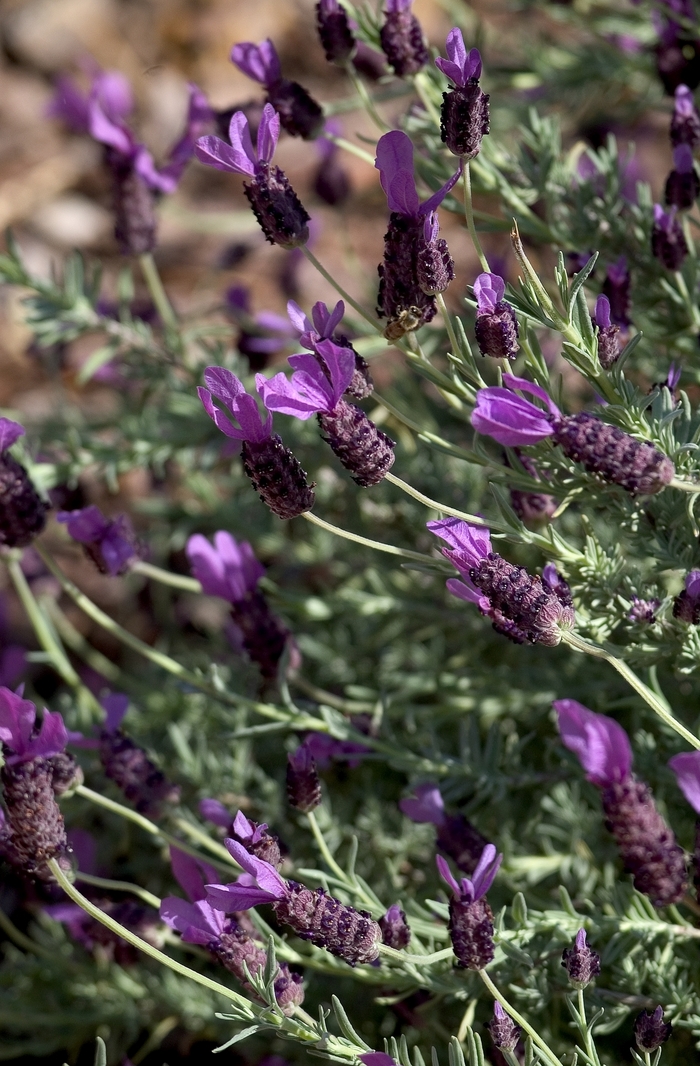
[0,688,67,766]
[56,505,138,576]
[196,104,279,177]
[302,732,370,768]
[399,782,446,825]
[562,928,601,988]
[49,69,133,132]
[473,272,505,313]
[257,341,356,418]
[160,850,228,946]
[668,750,700,812]
[437,844,502,902]
[471,373,560,447]
[554,699,632,787]
[198,367,273,442]
[435,29,482,87]
[427,517,492,606]
[595,294,612,329]
[199,797,232,828]
[186,531,264,603]
[205,839,287,912]
[0,418,25,453]
[374,131,462,217]
[288,299,345,350]
[231,40,282,87]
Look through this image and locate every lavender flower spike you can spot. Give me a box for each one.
[416,213,455,296]
[259,341,395,486]
[593,294,621,369]
[488,1003,521,1052]
[316,0,355,65]
[57,505,139,576]
[652,203,688,269]
[555,699,687,907]
[665,143,700,209]
[672,84,700,146]
[198,365,315,519]
[380,0,429,77]
[196,105,310,248]
[438,845,502,969]
[472,373,675,495]
[207,839,382,966]
[428,517,575,646]
[673,569,700,622]
[436,31,490,159]
[288,298,373,398]
[0,417,47,548]
[473,272,519,360]
[231,39,323,140]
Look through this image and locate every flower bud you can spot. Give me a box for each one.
[379,904,411,949]
[274,882,382,966]
[286,746,322,812]
[488,1002,521,1052]
[562,929,601,988]
[651,204,688,270]
[634,1007,673,1052]
[380,3,429,77]
[316,0,355,64]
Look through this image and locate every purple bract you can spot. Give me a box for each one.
[473,273,505,314]
[427,517,492,606]
[0,418,25,453]
[374,130,462,218]
[205,839,288,911]
[257,340,355,418]
[399,782,445,824]
[186,531,265,603]
[435,29,482,87]
[56,505,138,577]
[198,367,273,442]
[0,687,67,766]
[437,843,502,902]
[554,699,632,787]
[668,751,700,813]
[231,40,282,87]
[195,104,279,178]
[471,373,560,447]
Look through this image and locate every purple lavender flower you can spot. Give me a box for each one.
[555,699,687,906]
[399,782,489,874]
[562,929,601,988]
[313,122,352,206]
[186,531,292,680]
[436,31,490,159]
[199,803,283,868]
[57,505,139,576]
[0,687,70,877]
[593,295,621,369]
[671,84,700,146]
[471,373,675,495]
[0,418,47,548]
[669,750,700,812]
[225,286,295,371]
[99,692,180,819]
[360,1055,397,1066]
[48,68,133,132]
[628,597,660,623]
[302,731,370,768]
[258,341,395,486]
[316,0,356,65]
[288,297,373,398]
[379,903,411,948]
[375,131,461,338]
[652,203,688,268]
[161,846,303,1012]
[672,569,700,622]
[196,105,310,248]
[437,845,502,969]
[665,144,700,209]
[198,365,315,518]
[379,0,429,76]
[473,273,519,360]
[488,1002,521,1052]
[206,839,382,966]
[231,39,323,139]
[634,1007,673,1052]
[416,213,456,296]
[602,257,631,328]
[287,744,322,812]
[428,517,575,646]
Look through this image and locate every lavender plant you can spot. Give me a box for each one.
[5,2,700,1065]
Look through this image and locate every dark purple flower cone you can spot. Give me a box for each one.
[316,3,355,64]
[474,302,519,360]
[314,154,351,206]
[651,214,688,269]
[656,37,700,94]
[49,751,83,795]
[489,1006,521,1052]
[634,1007,673,1052]
[380,10,429,76]
[109,155,157,256]
[597,324,621,369]
[469,552,575,646]
[318,401,395,486]
[286,753,322,813]
[553,412,675,495]
[244,163,310,248]
[241,434,315,519]
[1,758,69,878]
[416,235,455,295]
[273,881,382,965]
[378,213,437,338]
[440,84,490,159]
[0,454,47,548]
[436,814,490,875]
[672,106,700,148]
[562,932,601,988]
[266,80,324,140]
[673,589,700,623]
[99,729,180,819]
[448,896,495,969]
[601,775,687,907]
[379,905,411,949]
[230,591,290,681]
[665,167,700,209]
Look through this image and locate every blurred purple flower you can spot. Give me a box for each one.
[56,505,139,576]
[0,687,67,766]
[186,531,264,603]
[436,844,502,902]
[554,699,632,786]
[669,751,700,812]
[375,130,461,219]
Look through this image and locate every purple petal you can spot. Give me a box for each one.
[26,710,68,762]
[686,570,700,598]
[0,645,26,689]
[473,273,505,314]
[102,692,129,732]
[205,882,279,911]
[287,301,312,334]
[471,387,556,447]
[675,84,695,117]
[198,387,246,439]
[594,295,611,329]
[87,99,134,156]
[436,854,461,897]
[232,809,256,841]
[359,1055,397,1066]
[669,751,700,814]
[427,517,492,571]
[502,374,562,418]
[0,687,36,756]
[200,798,232,828]
[170,845,219,902]
[399,782,445,824]
[93,70,134,123]
[231,40,281,86]
[203,365,250,404]
[48,76,90,131]
[195,133,255,176]
[57,505,108,543]
[224,838,287,896]
[445,27,467,69]
[160,896,225,942]
[434,57,465,85]
[470,843,502,900]
[375,132,420,216]
[99,517,137,576]
[554,699,632,786]
[0,418,25,453]
[445,577,489,607]
[313,339,356,404]
[257,104,280,164]
[257,370,328,418]
[387,172,421,217]
[419,162,463,216]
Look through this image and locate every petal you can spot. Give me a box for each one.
[502,374,562,419]
[94,71,134,123]
[436,854,460,897]
[0,687,36,754]
[170,846,219,902]
[0,418,24,452]
[554,699,632,786]
[231,40,281,85]
[313,339,356,404]
[257,104,280,164]
[445,577,487,606]
[399,783,445,824]
[427,517,492,567]
[88,99,134,155]
[387,172,421,217]
[473,273,505,313]
[197,387,246,440]
[258,371,325,418]
[224,839,287,896]
[445,27,467,69]
[195,133,254,176]
[200,798,232,828]
[102,692,129,732]
[420,161,463,216]
[375,131,420,216]
[472,387,555,447]
[470,844,502,900]
[434,57,465,86]
[57,505,108,543]
[594,295,611,329]
[205,882,279,912]
[669,752,700,814]
[186,534,229,598]
[287,300,312,334]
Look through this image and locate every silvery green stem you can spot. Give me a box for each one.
[479,969,565,1066]
[74,870,162,909]
[463,164,491,274]
[138,252,179,337]
[132,560,202,591]
[301,510,447,565]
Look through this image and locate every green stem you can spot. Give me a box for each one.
[383,472,494,528]
[675,270,700,331]
[435,293,461,360]
[670,477,700,493]
[138,253,179,336]
[131,560,202,592]
[324,134,377,166]
[5,553,81,689]
[301,510,447,565]
[171,815,238,863]
[412,71,441,127]
[43,596,121,683]
[478,969,564,1066]
[75,870,162,909]
[343,63,387,132]
[561,631,700,749]
[576,988,602,1066]
[300,246,379,330]
[306,810,350,884]
[463,163,490,274]
[379,944,455,965]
